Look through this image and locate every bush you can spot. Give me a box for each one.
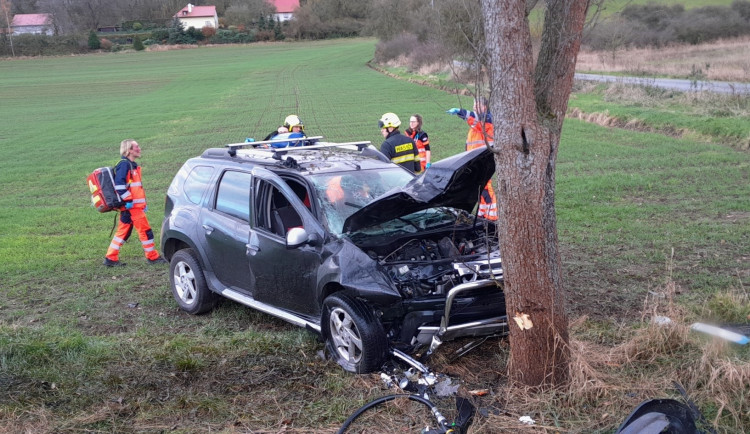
[209,29,254,44]
[133,35,145,51]
[584,1,750,49]
[99,38,113,50]
[201,26,216,38]
[375,33,420,64]
[150,28,169,42]
[132,22,143,31]
[185,27,205,42]
[255,29,275,41]
[88,30,100,50]
[374,33,451,72]
[0,34,87,56]
[673,6,750,45]
[732,0,750,21]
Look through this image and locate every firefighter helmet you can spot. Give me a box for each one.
[283,114,304,131]
[378,113,401,129]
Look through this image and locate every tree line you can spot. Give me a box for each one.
[3,0,750,62]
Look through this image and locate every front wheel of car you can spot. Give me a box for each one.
[170,249,218,315]
[322,293,388,373]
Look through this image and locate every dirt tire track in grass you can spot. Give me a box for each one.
[248,65,301,137]
[248,70,283,138]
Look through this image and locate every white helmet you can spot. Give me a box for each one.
[378,112,401,129]
[283,114,304,131]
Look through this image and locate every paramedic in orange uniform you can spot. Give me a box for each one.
[103,139,167,267]
[447,97,498,220]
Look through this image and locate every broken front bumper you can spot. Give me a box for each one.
[413,279,507,351]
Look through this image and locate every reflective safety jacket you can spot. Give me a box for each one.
[464,110,494,151]
[405,129,430,171]
[380,130,420,173]
[455,109,497,220]
[114,157,147,209]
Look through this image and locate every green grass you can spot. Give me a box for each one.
[569,84,750,145]
[1,38,748,432]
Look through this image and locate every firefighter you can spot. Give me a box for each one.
[264,114,306,140]
[103,139,167,267]
[378,112,420,173]
[262,114,311,147]
[404,114,431,171]
[447,97,498,220]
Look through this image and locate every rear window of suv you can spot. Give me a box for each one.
[184,165,215,205]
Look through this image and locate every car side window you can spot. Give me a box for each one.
[184,165,215,205]
[255,180,302,237]
[215,170,252,222]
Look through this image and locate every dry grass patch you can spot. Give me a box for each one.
[578,37,750,82]
[462,263,749,433]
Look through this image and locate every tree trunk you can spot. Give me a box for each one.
[480,0,588,387]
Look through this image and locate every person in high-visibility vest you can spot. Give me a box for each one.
[447,97,498,220]
[405,114,431,171]
[378,113,421,174]
[103,139,167,267]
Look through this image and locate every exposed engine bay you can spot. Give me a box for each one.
[364,224,503,299]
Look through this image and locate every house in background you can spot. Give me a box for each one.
[174,4,218,29]
[11,13,54,35]
[270,0,299,22]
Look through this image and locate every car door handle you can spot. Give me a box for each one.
[202,224,214,234]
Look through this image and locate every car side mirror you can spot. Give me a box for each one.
[286,227,309,249]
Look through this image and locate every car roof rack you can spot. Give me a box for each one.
[225,137,373,159]
[225,136,324,157]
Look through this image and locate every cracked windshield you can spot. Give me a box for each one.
[309,167,411,235]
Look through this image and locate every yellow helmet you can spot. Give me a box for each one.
[378,113,401,129]
[283,114,304,131]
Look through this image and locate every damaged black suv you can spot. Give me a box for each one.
[161,139,507,373]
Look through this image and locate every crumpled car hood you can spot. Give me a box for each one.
[342,147,495,233]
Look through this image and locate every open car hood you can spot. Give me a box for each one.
[343,147,495,233]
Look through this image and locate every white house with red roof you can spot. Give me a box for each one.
[10,13,54,35]
[174,4,218,29]
[270,0,299,22]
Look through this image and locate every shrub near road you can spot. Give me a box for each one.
[0,39,748,432]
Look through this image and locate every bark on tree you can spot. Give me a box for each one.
[480,0,588,387]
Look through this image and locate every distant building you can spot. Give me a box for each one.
[270,0,300,22]
[11,14,54,35]
[174,3,218,29]
[97,25,122,33]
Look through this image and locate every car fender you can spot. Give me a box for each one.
[316,238,401,307]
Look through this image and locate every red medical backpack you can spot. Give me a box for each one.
[87,167,122,213]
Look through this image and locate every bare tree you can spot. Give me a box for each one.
[480,0,588,387]
[223,0,275,28]
[1,0,13,56]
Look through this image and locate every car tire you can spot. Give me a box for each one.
[170,249,218,315]
[322,293,388,373]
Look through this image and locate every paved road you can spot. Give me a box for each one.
[575,73,750,94]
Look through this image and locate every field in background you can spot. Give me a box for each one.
[577,36,750,82]
[1,38,748,432]
[593,0,736,16]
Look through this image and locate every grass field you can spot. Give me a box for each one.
[1,38,749,432]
